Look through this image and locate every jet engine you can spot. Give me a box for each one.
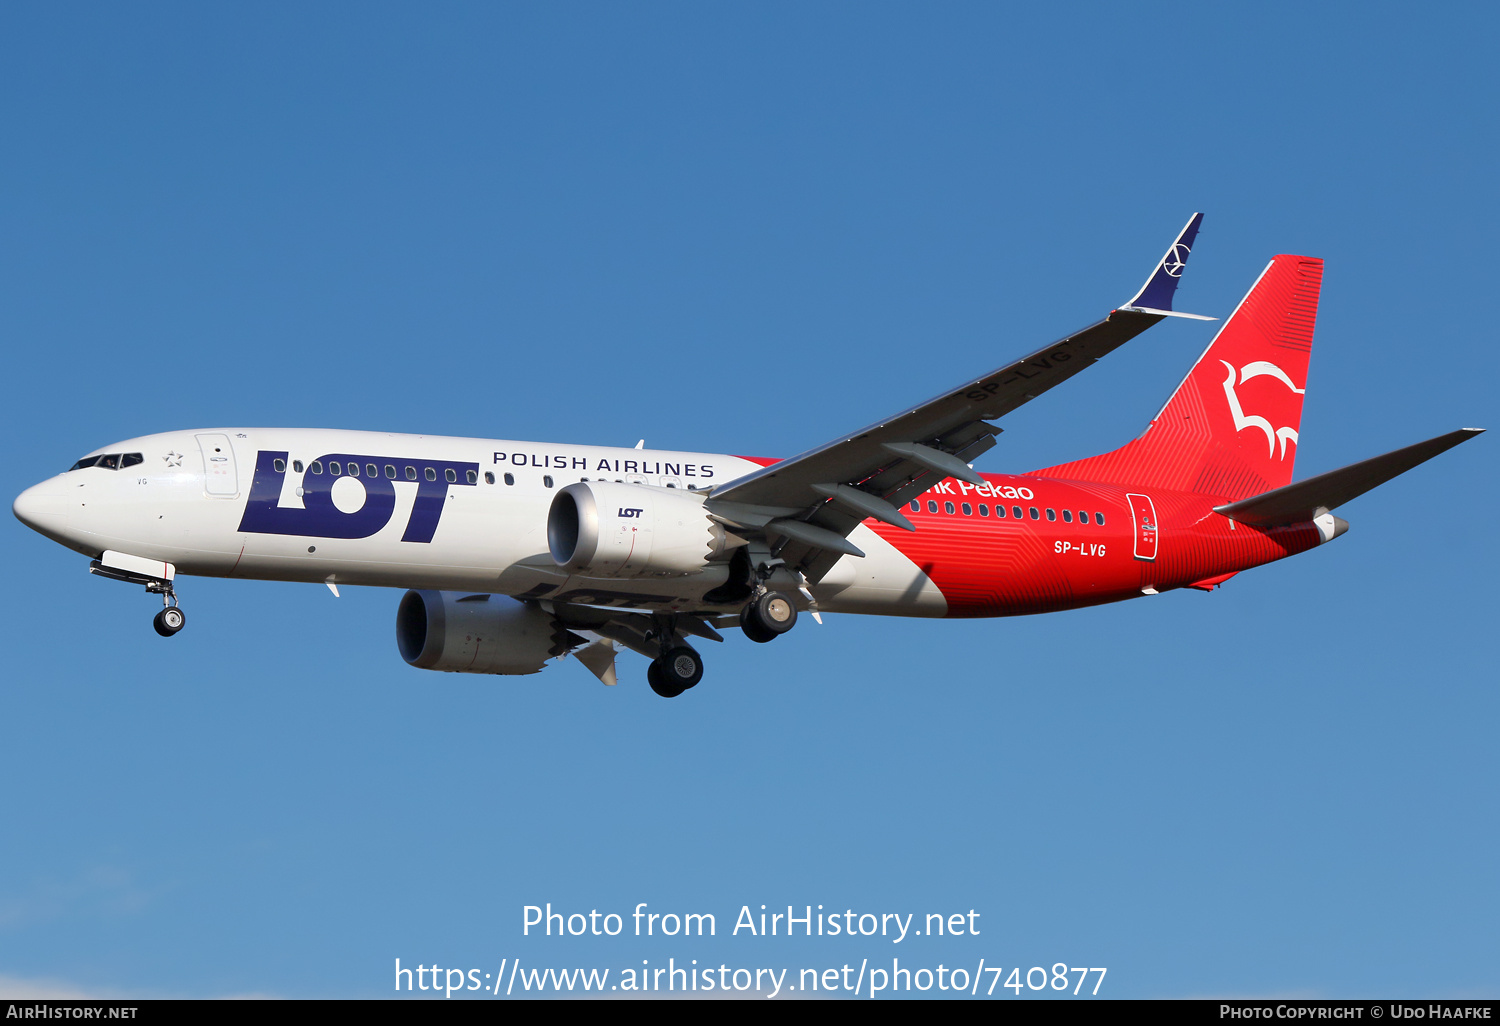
[396,590,564,675]
[547,481,740,578]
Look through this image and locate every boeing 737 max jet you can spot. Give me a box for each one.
[12,215,1483,696]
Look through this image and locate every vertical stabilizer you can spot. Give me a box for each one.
[1035,254,1323,500]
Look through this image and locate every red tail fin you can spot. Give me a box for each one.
[1035,254,1323,500]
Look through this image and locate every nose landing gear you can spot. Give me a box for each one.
[88,557,187,638]
[153,603,186,637]
[142,576,186,637]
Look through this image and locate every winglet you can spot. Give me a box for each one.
[1120,213,1216,320]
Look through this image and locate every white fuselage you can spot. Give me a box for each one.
[13,428,947,617]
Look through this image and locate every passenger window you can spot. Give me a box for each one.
[1095,512,1106,526]
[366,464,378,478]
[543,475,554,488]
[406,466,417,481]
[1078,511,1088,524]
[273,458,286,473]
[484,472,495,484]
[962,503,972,516]
[910,501,920,512]
[978,504,989,517]
[944,501,955,515]
[425,467,437,482]
[996,504,1006,518]
[1028,507,1039,520]
[927,500,938,513]
[385,465,396,479]
[466,469,478,484]
[330,462,341,476]
[1012,506,1023,519]
[665,482,675,488]
[310,461,323,475]
[348,463,359,477]
[1062,509,1073,523]
[445,468,458,483]
[504,473,515,486]
[1046,508,1056,521]
[122,453,144,468]
[292,460,303,473]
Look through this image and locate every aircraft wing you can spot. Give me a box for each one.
[705,214,1210,583]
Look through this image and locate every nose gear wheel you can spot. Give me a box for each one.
[153,606,186,637]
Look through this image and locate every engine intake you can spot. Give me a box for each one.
[396,590,560,675]
[547,481,737,578]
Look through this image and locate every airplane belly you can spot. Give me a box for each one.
[813,523,947,617]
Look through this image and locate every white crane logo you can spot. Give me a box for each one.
[1220,360,1305,459]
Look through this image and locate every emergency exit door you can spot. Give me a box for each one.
[1126,492,1158,562]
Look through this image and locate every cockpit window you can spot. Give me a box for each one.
[68,452,142,472]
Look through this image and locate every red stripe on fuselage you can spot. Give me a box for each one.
[869,473,1319,618]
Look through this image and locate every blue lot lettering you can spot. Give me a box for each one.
[238,451,479,542]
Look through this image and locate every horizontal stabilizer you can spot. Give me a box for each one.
[1214,428,1483,526]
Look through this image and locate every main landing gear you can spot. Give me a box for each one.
[740,557,801,643]
[739,590,797,643]
[637,568,803,697]
[647,645,704,699]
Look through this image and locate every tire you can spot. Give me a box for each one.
[739,604,778,644]
[750,591,797,635]
[153,607,186,637]
[646,660,685,699]
[657,645,704,690]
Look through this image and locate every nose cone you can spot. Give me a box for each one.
[14,480,69,527]
[14,478,81,549]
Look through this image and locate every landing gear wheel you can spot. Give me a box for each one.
[739,604,778,643]
[153,606,186,637]
[744,590,797,639]
[655,645,703,693]
[646,660,685,699]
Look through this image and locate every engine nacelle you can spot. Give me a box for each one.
[396,590,559,675]
[547,480,736,578]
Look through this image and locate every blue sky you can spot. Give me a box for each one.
[2,2,1495,999]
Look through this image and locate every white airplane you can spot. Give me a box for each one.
[12,215,1481,697]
